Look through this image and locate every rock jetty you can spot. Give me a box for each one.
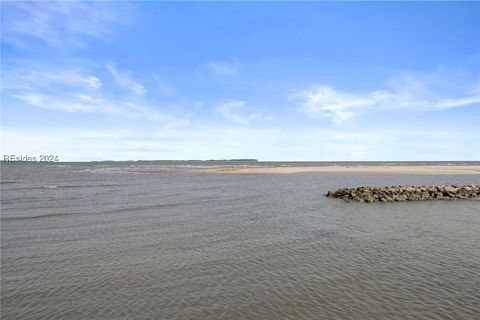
[326,185,480,203]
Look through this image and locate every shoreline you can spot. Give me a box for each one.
[197,165,480,175]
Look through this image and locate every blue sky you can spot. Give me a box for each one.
[1,1,479,161]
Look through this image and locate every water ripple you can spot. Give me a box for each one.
[1,164,479,319]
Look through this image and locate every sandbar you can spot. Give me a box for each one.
[198,165,480,175]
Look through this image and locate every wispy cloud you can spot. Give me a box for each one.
[291,69,480,123]
[216,100,266,125]
[205,60,239,77]
[2,1,134,47]
[386,71,480,110]
[3,63,187,124]
[2,67,102,91]
[290,85,390,123]
[13,92,112,113]
[107,64,146,96]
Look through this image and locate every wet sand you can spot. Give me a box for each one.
[199,165,480,175]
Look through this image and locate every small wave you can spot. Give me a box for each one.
[75,165,185,174]
[5,184,125,191]
[44,184,123,189]
[1,202,187,221]
[105,202,188,213]
[1,212,76,221]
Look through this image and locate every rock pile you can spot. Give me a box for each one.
[326,185,480,203]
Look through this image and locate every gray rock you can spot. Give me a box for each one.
[326,184,480,203]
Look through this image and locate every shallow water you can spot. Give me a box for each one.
[1,162,480,319]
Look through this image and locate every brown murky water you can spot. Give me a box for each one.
[1,162,479,319]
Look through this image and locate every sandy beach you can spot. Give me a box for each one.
[198,165,480,175]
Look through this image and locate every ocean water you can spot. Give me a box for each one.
[1,162,479,320]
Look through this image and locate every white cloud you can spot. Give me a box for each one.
[11,91,189,124]
[437,96,480,108]
[14,93,97,113]
[292,71,480,123]
[13,92,120,114]
[2,68,102,91]
[216,100,250,124]
[386,72,480,110]
[216,100,266,125]
[107,64,146,96]
[205,60,239,77]
[2,63,188,124]
[2,1,134,47]
[290,85,390,123]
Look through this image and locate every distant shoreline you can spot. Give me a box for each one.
[198,165,480,175]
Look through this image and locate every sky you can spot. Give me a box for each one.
[1,1,479,161]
